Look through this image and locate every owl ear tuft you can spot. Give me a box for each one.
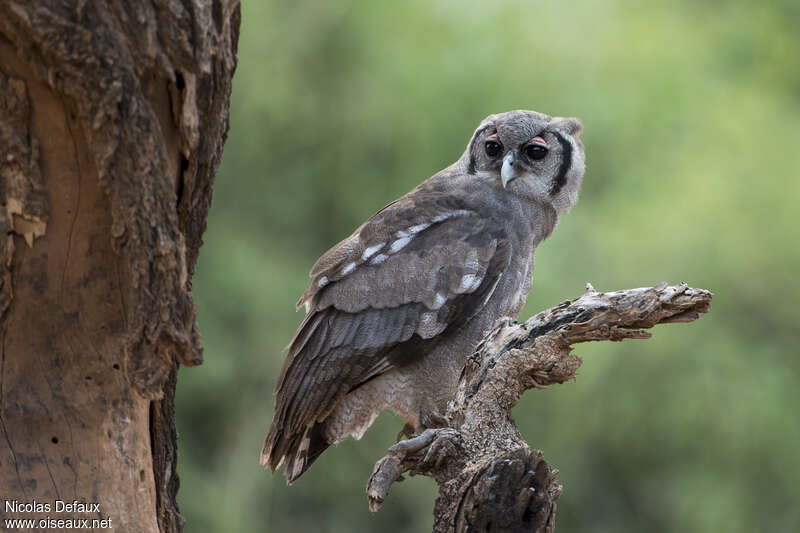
[553,117,583,137]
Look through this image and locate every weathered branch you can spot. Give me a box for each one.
[368,282,712,532]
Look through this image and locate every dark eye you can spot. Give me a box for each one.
[484,140,502,158]
[525,144,548,161]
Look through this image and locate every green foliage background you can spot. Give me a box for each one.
[176,1,800,531]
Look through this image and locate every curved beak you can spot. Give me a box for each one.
[501,151,517,188]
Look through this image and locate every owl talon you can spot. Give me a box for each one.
[418,428,461,473]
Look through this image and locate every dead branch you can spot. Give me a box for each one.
[367,282,712,533]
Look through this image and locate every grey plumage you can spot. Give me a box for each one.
[261,110,586,483]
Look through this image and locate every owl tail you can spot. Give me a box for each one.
[261,421,331,484]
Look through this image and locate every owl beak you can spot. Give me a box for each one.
[501,152,518,188]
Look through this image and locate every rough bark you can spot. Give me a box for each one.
[0,2,239,531]
[368,283,713,533]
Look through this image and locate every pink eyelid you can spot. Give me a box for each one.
[487,133,499,141]
[529,136,548,147]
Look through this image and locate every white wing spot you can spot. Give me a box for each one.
[340,262,356,276]
[370,253,388,265]
[317,276,329,288]
[431,210,471,224]
[389,236,412,253]
[463,249,481,273]
[395,229,411,239]
[459,274,481,292]
[417,311,440,337]
[361,243,385,261]
[408,223,430,234]
[432,292,447,309]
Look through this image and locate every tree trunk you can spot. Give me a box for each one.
[0,2,239,531]
[368,283,712,532]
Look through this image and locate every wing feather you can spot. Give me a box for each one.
[262,195,512,482]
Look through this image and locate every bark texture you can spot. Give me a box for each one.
[0,1,239,531]
[368,283,712,533]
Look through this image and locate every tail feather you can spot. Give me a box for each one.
[261,421,331,484]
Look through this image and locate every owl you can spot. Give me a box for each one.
[261,110,586,483]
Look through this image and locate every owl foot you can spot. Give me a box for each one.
[369,427,465,511]
[386,428,462,473]
[415,428,461,474]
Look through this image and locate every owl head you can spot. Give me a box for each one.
[463,110,585,213]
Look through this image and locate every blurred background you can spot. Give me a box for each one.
[176,1,800,531]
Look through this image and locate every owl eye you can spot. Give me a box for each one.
[484,140,502,158]
[524,144,548,161]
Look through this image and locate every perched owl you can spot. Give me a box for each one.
[261,110,585,483]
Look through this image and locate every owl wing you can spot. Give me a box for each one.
[261,192,511,482]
